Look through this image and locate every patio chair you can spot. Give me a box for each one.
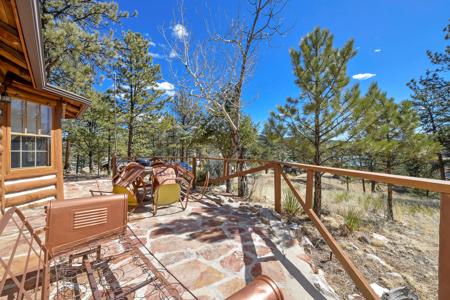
[0,194,195,299]
[90,162,148,208]
[152,163,194,215]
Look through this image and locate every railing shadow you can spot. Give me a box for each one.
[149,196,326,299]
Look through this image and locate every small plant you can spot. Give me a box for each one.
[283,190,301,217]
[335,191,350,203]
[344,207,362,232]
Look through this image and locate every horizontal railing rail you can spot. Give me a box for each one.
[152,155,450,300]
[154,156,450,193]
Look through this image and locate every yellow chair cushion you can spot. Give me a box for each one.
[153,183,181,206]
[113,185,138,207]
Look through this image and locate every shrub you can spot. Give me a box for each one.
[344,207,362,232]
[283,191,301,217]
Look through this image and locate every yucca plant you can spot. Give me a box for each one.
[283,191,301,217]
[344,207,362,232]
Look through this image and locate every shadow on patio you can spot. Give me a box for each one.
[128,193,331,299]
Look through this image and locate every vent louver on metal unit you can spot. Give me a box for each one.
[73,207,108,229]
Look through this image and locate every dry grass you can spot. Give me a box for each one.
[244,172,440,299]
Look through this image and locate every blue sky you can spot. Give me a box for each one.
[109,0,449,125]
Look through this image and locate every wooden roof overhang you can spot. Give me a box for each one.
[0,0,91,119]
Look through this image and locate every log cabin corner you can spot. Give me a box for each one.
[0,0,90,211]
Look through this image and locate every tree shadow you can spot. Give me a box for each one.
[147,196,326,299]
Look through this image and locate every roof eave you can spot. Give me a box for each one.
[14,0,91,118]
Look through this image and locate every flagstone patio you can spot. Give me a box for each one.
[11,179,337,300]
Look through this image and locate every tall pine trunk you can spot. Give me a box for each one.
[88,150,93,174]
[313,172,322,215]
[359,158,366,193]
[437,152,446,180]
[386,184,394,220]
[427,107,446,180]
[127,123,134,160]
[107,130,111,176]
[386,157,394,220]
[76,154,80,174]
[127,90,135,160]
[368,158,376,192]
[180,142,185,162]
[313,99,322,215]
[96,151,101,176]
[64,138,71,172]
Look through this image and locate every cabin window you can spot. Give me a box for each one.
[10,99,52,168]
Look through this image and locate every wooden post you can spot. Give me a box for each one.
[306,169,314,209]
[54,101,64,200]
[274,164,281,213]
[192,157,197,188]
[439,193,450,300]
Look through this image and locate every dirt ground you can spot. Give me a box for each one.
[242,172,439,299]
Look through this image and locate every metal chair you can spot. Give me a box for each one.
[152,163,194,215]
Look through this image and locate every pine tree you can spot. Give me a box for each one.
[41,0,132,93]
[261,118,314,162]
[272,27,362,216]
[112,31,167,159]
[64,92,111,174]
[354,83,440,220]
[407,21,449,180]
[170,92,203,161]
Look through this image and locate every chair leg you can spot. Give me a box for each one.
[152,194,158,216]
[180,193,189,211]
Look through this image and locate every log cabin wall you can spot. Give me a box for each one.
[0,0,89,208]
[1,90,64,207]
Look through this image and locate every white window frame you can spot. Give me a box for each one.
[10,98,52,169]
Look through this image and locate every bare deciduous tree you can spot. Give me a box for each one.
[164,0,288,196]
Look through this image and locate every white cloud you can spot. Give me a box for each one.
[352,73,376,80]
[169,49,177,58]
[149,52,163,59]
[374,49,382,53]
[149,41,156,47]
[172,24,188,39]
[155,81,175,96]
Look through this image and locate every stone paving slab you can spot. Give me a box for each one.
[4,179,336,300]
[128,196,335,299]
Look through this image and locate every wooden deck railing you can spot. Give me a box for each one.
[155,156,450,300]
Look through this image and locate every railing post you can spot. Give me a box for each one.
[306,169,314,210]
[439,192,450,300]
[192,157,197,188]
[274,164,281,214]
